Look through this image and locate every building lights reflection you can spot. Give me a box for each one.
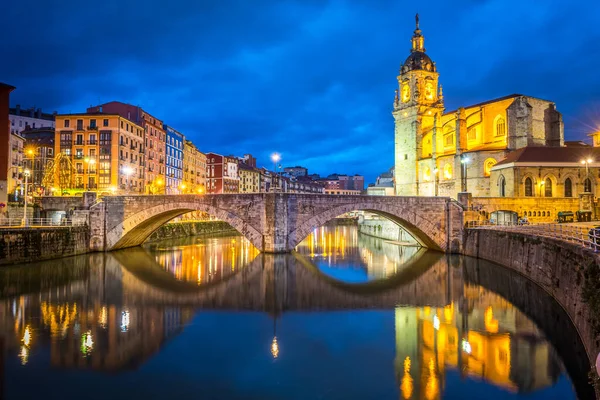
[121,310,130,333]
[400,356,413,399]
[19,345,29,365]
[81,330,94,355]
[271,336,279,359]
[153,235,259,285]
[99,306,108,328]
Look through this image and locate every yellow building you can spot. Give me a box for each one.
[238,163,261,193]
[394,15,563,198]
[54,113,145,194]
[182,140,206,194]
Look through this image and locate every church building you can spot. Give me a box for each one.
[393,15,564,198]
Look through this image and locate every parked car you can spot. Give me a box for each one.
[518,216,529,225]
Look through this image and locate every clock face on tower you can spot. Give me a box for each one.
[425,82,434,100]
[401,83,410,103]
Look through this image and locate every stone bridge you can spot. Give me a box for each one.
[80,194,464,253]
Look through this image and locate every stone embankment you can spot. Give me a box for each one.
[463,228,600,380]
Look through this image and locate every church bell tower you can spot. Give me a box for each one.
[393,14,444,196]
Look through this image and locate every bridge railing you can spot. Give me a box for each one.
[466,220,600,250]
[0,218,84,228]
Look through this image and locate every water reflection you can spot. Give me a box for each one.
[0,226,590,399]
[145,235,260,285]
[296,225,424,282]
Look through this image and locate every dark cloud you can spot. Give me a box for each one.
[2,0,599,183]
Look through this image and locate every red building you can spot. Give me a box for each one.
[0,83,16,206]
[87,102,166,193]
[206,153,239,194]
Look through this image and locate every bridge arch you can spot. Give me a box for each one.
[288,199,448,251]
[105,200,264,251]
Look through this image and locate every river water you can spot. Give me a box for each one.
[0,225,592,399]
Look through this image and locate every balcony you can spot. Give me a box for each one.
[75,126,85,132]
[74,141,84,146]
[87,140,97,145]
[74,154,84,160]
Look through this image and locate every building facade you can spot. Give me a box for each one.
[87,102,165,194]
[283,166,308,178]
[21,127,55,194]
[206,153,239,194]
[238,163,261,193]
[183,140,206,194]
[54,113,145,194]
[9,106,55,135]
[7,132,24,200]
[393,16,563,199]
[164,125,184,194]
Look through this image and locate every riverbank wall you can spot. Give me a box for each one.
[0,226,90,266]
[462,229,600,375]
[358,218,417,244]
[146,220,238,242]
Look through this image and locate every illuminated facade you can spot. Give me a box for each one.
[238,162,261,193]
[54,113,145,194]
[394,15,563,198]
[182,140,206,194]
[206,153,239,194]
[164,125,184,194]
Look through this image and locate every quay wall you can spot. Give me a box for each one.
[0,226,90,266]
[463,228,600,371]
[145,220,237,242]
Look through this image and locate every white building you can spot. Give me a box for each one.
[9,106,55,135]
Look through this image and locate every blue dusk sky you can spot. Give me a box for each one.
[2,0,600,183]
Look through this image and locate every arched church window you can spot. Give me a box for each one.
[499,175,506,197]
[524,177,533,197]
[584,178,592,193]
[443,164,453,180]
[484,158,497,177]
[564,178,572,197]
[495,117,506,137]
[424,167,432,181]
[545,178,552,197]
[425,81,434,100]
[467,127,477,141]
[443,125,454,147]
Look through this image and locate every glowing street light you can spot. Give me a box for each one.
[460,155,470,192]
[581,158,594,193]
[22,169,31,226]
[122,166,134,194]
[180,183,187,194]
[271,153,281,193]
[271,336,279,359]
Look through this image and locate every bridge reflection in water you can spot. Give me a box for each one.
[0,227,588,399]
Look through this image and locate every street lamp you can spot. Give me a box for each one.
[581,158,594,192]
[271,153,281,193]
[460,155,470,192]
[180,183,187,194]
[22,169,30,226]
[433,168,439,196]
[122,166,134,194]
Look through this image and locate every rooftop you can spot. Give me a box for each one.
[444,93,555,115]
[494,146,600,167]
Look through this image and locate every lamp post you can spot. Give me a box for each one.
[433,168,439,196]
[581,158,594,192]
[271,153,281,193]
[460,155,470,192]
[122,166,134,194]
[22,169,30,227]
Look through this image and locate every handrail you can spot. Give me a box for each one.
[466,220,600,250]
[0,218,85,227]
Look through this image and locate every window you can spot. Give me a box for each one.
[585,178,592,193]
[443,163,453,180]
[524,177,533,196]
[444,133,454,146]
[76,119,83,130]
[483,158,496,177]
[565,178,572,197]
[467,127,476,141]
[495,117,506,136]
[499,175,506,197]
[64,120,70,128]
[103,119,109,127]
[545,178,552,197]
[90,119,96,128]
